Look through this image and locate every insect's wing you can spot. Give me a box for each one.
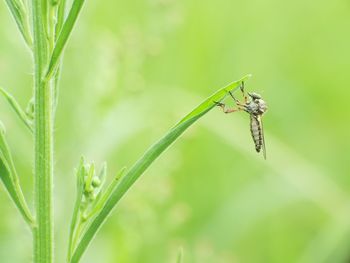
[259,116,267,160]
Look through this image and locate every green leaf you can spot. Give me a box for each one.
[45,0,86,80]
[96,166,126,210]
[67,157,86,261]
[53,0,67,114]
[0,122,35,227]
[55,0,67,40]
[4,0,33,47]
[70,74,251,263]
[0,87,33,132]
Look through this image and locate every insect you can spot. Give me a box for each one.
[214,82,268,159]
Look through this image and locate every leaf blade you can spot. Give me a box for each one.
[55,0,67,39]
[4,0,33,47]
[0,87,33,132]
[45,0,86,80]
[0,124,35,227]
[67,158,86,261]
[70,74,251,263]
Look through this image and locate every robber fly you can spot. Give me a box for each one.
[214,82,268,159]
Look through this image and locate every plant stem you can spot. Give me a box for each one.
[32,0,54,261]
[33,79,54,263]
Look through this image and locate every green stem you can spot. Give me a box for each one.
[32,0,53,262]
[69,215,85,261]
[33,79,54,263]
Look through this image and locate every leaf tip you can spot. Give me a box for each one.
[242,73,253,81]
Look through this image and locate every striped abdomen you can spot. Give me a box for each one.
[250,115,263,152]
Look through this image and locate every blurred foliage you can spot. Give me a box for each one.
[1,0,350,262]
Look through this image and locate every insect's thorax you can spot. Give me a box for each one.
[245,98,267,116]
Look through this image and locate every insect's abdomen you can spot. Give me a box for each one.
[250,115,263,152]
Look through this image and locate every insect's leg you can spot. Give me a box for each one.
[228,91,244,107]
[213,101,242,114]
[240,81,248,103]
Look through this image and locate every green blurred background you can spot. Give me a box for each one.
[1,0,350,262]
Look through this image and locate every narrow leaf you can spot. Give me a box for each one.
[4,0,33,47]
[0,123,35,227]
[53,0,67,113]
[0,87,33,132]
[45,0,86,80]
[55,0,67,39]
[70,74,251,263]
[177,74,252,125]
[98,167,127,209]
[67,158,86,261]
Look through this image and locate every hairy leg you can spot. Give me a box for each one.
[213,101,242,114]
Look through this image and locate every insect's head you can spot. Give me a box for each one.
[248,92,262,100]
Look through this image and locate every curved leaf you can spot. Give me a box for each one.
[70,74,251,263]
[0,87,33,132]
[0,123,35,227]
[67,157,86,261]
[45,0,86,80]
[4,0,33,47]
